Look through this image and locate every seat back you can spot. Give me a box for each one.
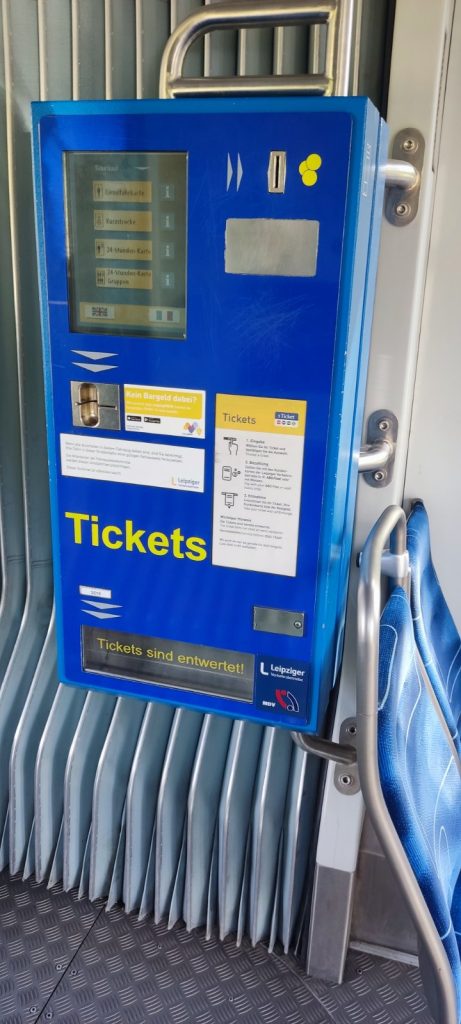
[407,501,461,754]
[378,587,461,1022]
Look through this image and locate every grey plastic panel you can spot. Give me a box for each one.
[9,610,58,874]
[135,0,170,98]
[104,0,136,99]
[281,746,320,952]
[63,691,117,890]
[0,9,26,687]
[218,720,263,939]
[0,581,53,846]
[89,697,146,900]
[249,727,293,945]
[48,817,64,889]
[22,818,36,880]
[168,823,187,929]
[154,708,203,922]
[106,802,127,910]
[184,714,233,931]
[35,685,87,883]
[139,822,157,920]
[0,808,9,873]
[123,701,175,913]
[71,0,105,98]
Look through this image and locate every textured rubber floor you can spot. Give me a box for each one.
[0,874,433,1024]
[0,874,100,1024]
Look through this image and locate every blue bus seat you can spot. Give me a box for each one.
[378,587,461,1022]
[407,500,461,755]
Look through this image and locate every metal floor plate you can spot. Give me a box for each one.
[0,874,433,1024]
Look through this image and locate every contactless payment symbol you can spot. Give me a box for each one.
[298,153,322,187]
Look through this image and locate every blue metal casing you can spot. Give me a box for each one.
[33,97,386,733]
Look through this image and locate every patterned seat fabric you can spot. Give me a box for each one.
[407,500,461,755]
[378,588,461,1022]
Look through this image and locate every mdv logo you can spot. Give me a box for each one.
[275,689,300,713]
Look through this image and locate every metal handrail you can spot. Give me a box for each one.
[357,506,458,1024]
[291,730,356,765]
[159,0,355,99]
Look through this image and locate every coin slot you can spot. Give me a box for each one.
[268,151,287,194]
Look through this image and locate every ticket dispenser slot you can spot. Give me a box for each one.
[71,382,120,431]
[78,383,99,426]
[33,97,386,734]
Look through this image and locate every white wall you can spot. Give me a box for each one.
[405,0,461,630]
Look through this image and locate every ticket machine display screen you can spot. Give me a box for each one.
[65,151,187,338]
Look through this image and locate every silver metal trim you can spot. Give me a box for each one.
[357,506,458,1024]
[159,1,355,99]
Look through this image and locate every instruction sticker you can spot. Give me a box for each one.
[212,394,307,576]
[124,385,206,438]
[60,433,204,492]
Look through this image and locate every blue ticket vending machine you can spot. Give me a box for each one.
[33,97,386,734]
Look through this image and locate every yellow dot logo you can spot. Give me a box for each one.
[299,153,322,187]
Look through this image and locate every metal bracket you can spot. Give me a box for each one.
[358,409,398,487]
[385,129,425,227]
[291,719,357,766]
[381,549,410,580]
[357,548,410,586]
[334,718,360,794]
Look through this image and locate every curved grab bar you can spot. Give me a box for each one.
[159,0,354,99]
[357,506,458,1024]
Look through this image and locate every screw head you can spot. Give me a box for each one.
[402,137,416,151]
[347,724,357,736]
[293,619,303,630]
[373,470,385,482]
[378,419,390,432]
[340,774,353,787]
[395,202,410,217]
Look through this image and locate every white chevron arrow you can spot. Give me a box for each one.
[82,609,121,620]
[236,153,243,191]
[72,362,117,373]
[82,600,122,610]
[226,153,233,191]
[72,350,118,360]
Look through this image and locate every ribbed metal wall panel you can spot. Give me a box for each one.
[0,0,390,961]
